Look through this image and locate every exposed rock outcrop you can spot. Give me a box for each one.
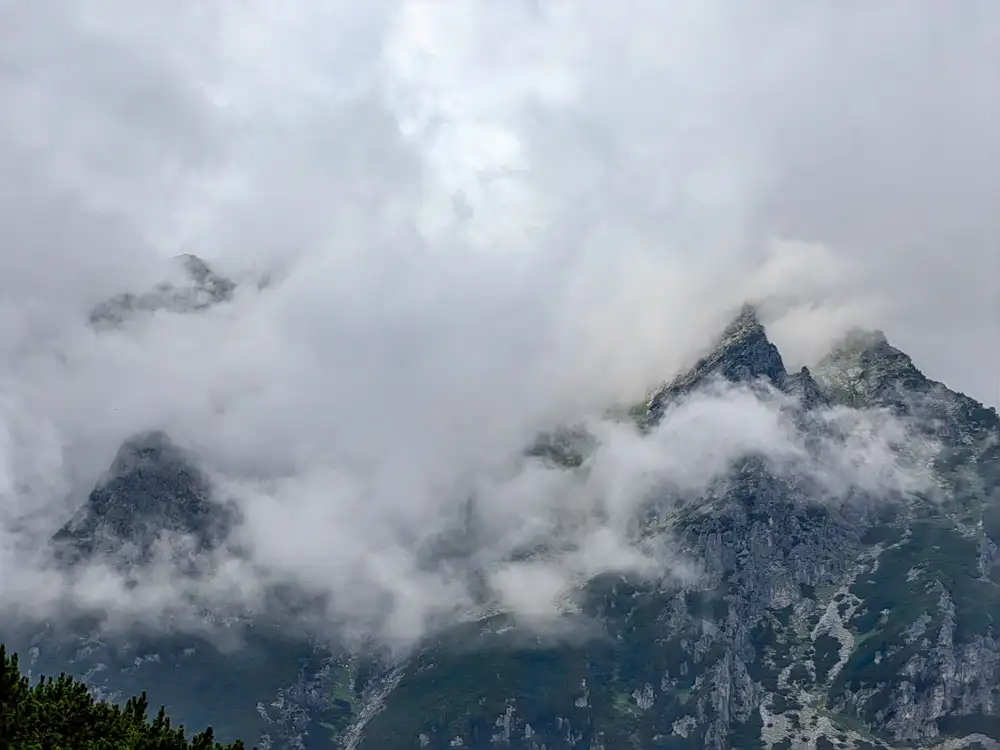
[51,430,233,567]
[88,254,236,327]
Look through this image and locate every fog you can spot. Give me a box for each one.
[0,0,996,646]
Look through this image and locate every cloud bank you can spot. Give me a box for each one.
[0,1,995,646]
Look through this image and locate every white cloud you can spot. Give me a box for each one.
[0,1,993,645]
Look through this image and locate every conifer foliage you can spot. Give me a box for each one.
[0,644,247,749]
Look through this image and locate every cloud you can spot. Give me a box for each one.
[0,1,993,645]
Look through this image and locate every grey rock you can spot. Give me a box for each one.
[88,254,236,327]
[51,429,234,568]
[647,303,787,423]
[9,303,1000,750]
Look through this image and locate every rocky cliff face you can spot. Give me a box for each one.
[646,304,789,422]
[3,305,997,750]
[338,307,999,750]
[51,430,233,567]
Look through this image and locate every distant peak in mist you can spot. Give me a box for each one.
[51,429,231,569]
[646,302,787,421]
[88,254,236,328]
[106,430,187,476]
[720,302,765,341]
[816,327,929,401]
[830,327,893,358]
[815,327,1000,432]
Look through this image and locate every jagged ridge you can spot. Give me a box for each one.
[51,430,232,567]
[349,308,1000,750]
[89,254,236,327]
[646,303,827,423]
[10,305,1000,750]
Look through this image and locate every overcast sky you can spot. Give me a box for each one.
[0,0,997,643]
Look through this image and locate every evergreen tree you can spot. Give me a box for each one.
[0,644,248,749]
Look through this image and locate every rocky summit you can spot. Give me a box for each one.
[338,310,998,750]
[51,429,234,568]
[3,306,998,750]
[88,254,236,327]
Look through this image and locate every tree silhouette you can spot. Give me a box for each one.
[0,644,248,749]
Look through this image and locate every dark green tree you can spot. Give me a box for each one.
[0,644,248,750]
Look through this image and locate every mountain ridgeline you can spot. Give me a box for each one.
[2,287,998,750]
[88,254,236,328]
[51,429,234,568]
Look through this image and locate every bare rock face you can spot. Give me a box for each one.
[646,304,789,422]
[51,430,232,567]
[342,308,1000,750]
[88,254,236,328]
[7,304,1000,750]
[646,303,830,425]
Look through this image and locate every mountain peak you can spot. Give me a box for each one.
[719,302,765,342]
[783,365,828,409]
[106,429,185,477]
[814,328,1000,447]
[831,327,892,357]
[175,252,212,280]
[52,431,231,566]
[813,327,929,411]
[646,303,786,422]
[88,254,236,328]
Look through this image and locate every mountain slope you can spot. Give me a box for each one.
[343,311,1000,750]
[51,430,233,567]
[3,307,998,750]
[4,429,344,748]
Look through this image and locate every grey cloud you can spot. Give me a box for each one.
[0,1,994,645]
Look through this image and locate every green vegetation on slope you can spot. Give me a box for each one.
[0,644,247,750]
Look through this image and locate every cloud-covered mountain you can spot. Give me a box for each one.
[1,3,997,749]
[4,305,998,749]
[88,254,237,328]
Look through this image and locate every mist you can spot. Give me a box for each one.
[0,1,996,646]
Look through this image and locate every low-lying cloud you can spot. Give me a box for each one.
[0,1,995,647]
[0,378,941,647]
